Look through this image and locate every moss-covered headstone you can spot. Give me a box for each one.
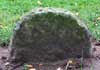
[9,8,91,64]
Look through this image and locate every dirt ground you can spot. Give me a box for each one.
[0,41,100,70]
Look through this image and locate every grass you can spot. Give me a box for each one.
[0,0,100,43]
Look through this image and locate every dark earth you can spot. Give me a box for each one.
[0,39,100,70]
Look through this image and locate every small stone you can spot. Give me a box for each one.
[4,62,10,66]
[57,67,63,70]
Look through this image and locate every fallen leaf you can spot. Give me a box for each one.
[75,12,79,16]
[97,16,100,20]
[37,0,42,5]
[29,68,37,70]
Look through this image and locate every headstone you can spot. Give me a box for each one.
[8,8,91,64]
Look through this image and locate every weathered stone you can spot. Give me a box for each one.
[8,8,91,64]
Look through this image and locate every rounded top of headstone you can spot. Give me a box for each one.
[15,7,88,31]
[9,8,91,63]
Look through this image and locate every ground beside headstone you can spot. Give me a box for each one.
[0,41,100,70]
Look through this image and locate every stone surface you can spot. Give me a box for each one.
[8,8,91,64]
